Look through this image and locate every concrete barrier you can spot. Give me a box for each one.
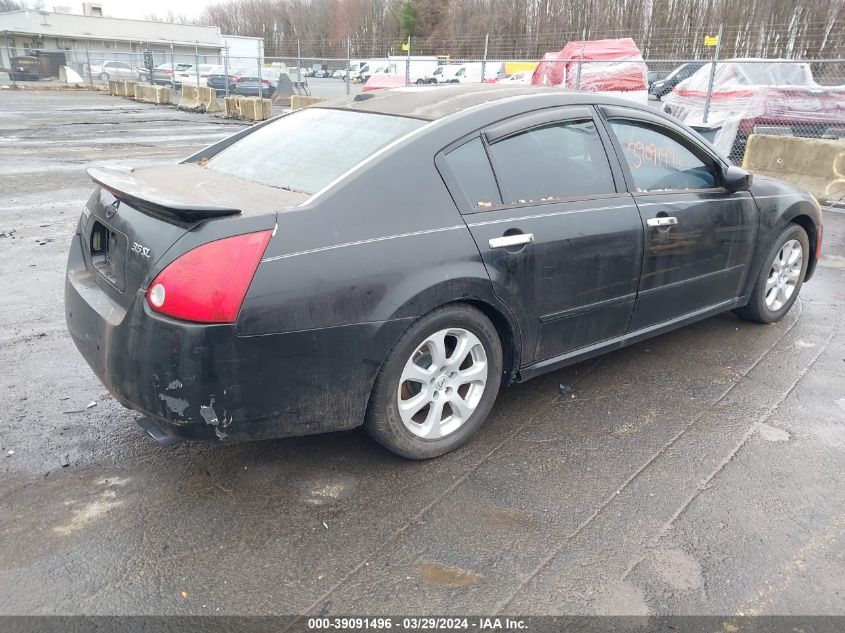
[290,95,326,110]
[133,84,172,105]
[742,134,845,204]
[108,80,122,96]
[178,85,221,113]
[223,96,272,121]
[122,80,138,98]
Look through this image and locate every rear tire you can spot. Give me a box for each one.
[734,223,809,324]
[365,304,503,459]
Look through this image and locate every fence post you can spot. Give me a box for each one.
[405,35,411,86]
[481,33,489,83]
[5,31,16,88]
[194,40,200,86]
[702,24,723,124]
[85,42,93,89]
[223,45,229,98]
[346,36,351,96]
[170,43,175,91]
[575,28,586,90]
[257,39,263,99]
[296,39,302,95]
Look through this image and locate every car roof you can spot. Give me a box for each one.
[317,83,652,121]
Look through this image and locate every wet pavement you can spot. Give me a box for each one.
[0,90,844,617]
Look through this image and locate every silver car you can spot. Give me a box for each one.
[90,60,145,82]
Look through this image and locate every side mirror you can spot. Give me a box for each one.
[723,165,753,192]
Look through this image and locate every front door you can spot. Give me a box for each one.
[438,106,643,364]
[602,111,759,330]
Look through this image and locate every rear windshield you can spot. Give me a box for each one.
[204,108,425,194]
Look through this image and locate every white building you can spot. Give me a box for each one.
[0,9,231,76]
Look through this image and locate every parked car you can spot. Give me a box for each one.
[313,68,329,78]
[178,64,219,87]
[234,69,280,96]
[662,59,845,162]
[90,60,147,82]
[205,65,239,92]
[151,63,194,85]
[647,69,669,86]
[649,62,704,99]
[66,85,822,459]
[332,69,348,79]
[9,55,40,81]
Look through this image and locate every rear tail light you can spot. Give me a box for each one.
[261,80,270,86]
[146,230,272,323]
[164,69,172,75]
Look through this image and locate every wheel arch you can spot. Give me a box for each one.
[369,290,524,411]
[787,213,820,280]
[459,298,521,385]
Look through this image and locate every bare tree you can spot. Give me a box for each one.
[190,0,844,60]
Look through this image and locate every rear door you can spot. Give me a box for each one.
[599,107,758,330]
[438,106,644,364]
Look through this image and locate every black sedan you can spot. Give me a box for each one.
[205,65,240,92]
[65,85,823,459]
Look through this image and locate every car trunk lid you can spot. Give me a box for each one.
[82,163,307,308]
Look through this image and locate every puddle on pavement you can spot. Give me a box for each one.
[417,561,485,587]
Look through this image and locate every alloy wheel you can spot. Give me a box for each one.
[765,239,803,311]
[397,327,488,439]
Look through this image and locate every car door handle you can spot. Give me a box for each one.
[647,216,678,227]
[489,233,535,248]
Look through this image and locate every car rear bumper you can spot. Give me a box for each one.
[65,234,407,444]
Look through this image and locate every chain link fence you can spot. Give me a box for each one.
[3,35,844,165]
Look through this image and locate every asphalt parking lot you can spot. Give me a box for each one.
[1,89,844,619]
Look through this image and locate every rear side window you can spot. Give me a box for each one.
[443,138,501,209]
[205,108,424,194]
[608,120,717,191]
[487,120,616,204]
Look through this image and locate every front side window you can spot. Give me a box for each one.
[487,120,616,204]
[609,119,717,191]
[205,108,425,194]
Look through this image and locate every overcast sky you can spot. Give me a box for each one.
[49,0,216,21]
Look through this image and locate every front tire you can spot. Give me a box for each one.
[735,223,809,323]
[365,304,503,459]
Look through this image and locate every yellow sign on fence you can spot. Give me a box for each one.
[401,42,409,51]
[704,35,719,46]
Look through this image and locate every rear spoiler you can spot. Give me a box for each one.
[86,166,241,223]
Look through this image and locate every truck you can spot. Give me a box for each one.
[423,62,500,84]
